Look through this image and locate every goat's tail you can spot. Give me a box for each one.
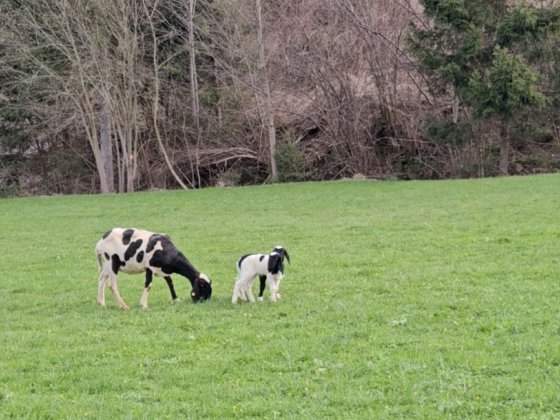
[95,244,103,271]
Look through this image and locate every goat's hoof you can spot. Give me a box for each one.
[257,297,264,302]
[98,302,106,308]
[173,298,181,303]
[120,305,130,310]
[277,294,282,299]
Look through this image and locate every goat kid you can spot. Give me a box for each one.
[232,246,290,304]
[95,228,212,309]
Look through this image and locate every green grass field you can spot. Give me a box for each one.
[1,175,560,419]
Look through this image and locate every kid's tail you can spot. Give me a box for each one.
[95,245,103,271]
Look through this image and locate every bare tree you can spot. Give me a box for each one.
[165,0,203,185]
[143,0,189,190]
[2,0,149,193]
[5,0,560,195]
[188,0,201,142]
[19,1,116,193]
[197,0,280,181]
[254,0,278,181]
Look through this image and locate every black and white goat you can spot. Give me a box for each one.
[231,246,290,303]
[95,228,212,309]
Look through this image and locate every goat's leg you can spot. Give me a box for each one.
[108,273,129,310]
[267,274,280,302]
[238,280,248,301]
[257,275,267,302]
[164,276,180,302]
[97,270,109,307]
[245,277,256,302]
[275,276,283,299]
[232,277,245,304]
[140,269,153,308]
[267,277,276,302]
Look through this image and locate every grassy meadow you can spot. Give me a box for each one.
[1,175,560,419]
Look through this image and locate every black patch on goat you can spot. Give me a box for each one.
[124,239,143,261]
[104,252,110,261]
[102,229,113,240]
[200,279,212,300]
[122,229,135,245]
[273,247,290,264]
[144,268,153,289]
[147,233,211,303]
[111,254,124,274]
[192,277,212,302]
[136,251,144,263]
[237,254,252,269]
[164,276,178,300]
[146,234,165,253]
[149,250,174,275]
[259,255,265,262]
[148,235,181,275]
[191,280,201,302]
[259,275,267,299]
[268,254,284,275]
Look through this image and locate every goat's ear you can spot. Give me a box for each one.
[200,278,212,300]
[284,249,290,264]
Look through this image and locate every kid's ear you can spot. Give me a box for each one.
[284,249,290,264]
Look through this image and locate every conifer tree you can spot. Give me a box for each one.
[408,0,560,175]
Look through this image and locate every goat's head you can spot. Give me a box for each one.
[268,246,290,275]
[191,273,212,302]
[272,246,290,264]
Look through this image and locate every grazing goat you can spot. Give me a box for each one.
[232,246,290,304]
[95,228,212,309]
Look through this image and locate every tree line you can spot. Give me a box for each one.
[1,0,560,196]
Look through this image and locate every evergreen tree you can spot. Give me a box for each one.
[408,0,560,175]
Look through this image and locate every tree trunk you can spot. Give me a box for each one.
[99,94,115,193]
[188,0,200,141]
[126,152,134,192]
[188,0,202,187]
[254,0,278,182]
[499,121,509,176]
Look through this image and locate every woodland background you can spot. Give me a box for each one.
[2,0,560,196]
